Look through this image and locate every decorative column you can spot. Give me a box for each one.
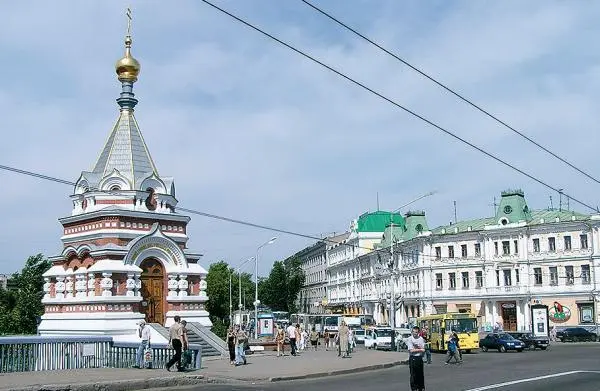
[178,274,188,297]
[75,269,88,298]
[101,272,113,297]
[65,275,74,299]
[87,273,96,297]
[43,277,52,299]
[168,274,179,298]
[126,272,136,297]
[199,278,208,298]
[55,276,66,300]
[134,273,142,297]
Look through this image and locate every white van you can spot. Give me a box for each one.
[364,327,393,350]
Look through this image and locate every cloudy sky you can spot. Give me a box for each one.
[1,0,600,275]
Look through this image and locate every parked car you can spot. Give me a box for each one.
[354,329,366,344]
[364,327,393,350]
[557,327,598,342]
[479,333,525,353]
[507,332,549,350]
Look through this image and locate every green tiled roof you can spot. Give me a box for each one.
[357,211,404,233]
[431,209,590,235]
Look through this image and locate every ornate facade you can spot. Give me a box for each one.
[38,28,210,336]
[322,190,600,332]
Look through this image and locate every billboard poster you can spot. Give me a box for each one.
[531,304,549,338]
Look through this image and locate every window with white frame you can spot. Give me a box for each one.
[580,234,589,249]
[436,273,443,290]
[582,265,591,284]
[533,238,540,253]
[461,272,469,289]
[549,266,558,285]
[564,236,572,251]
[548,237,556,252]
[534,268,542,285]
[503,269,512,286]
[502,241,510,256]
[449,273,456,289]
[565,266,574,285]
[475,271,483,288]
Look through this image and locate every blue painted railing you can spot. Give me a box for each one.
[0,335,202,373]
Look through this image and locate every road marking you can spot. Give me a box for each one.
[463,370,587,391]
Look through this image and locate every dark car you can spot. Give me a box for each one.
[480,333,525,353]
[557,327,598,342]
[507,332,549,350]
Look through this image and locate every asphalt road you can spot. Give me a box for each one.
[158,343,600,391]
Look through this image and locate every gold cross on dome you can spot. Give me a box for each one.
[126,7,132,36]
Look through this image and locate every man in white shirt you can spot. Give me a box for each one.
[286,323,298,356]
[135,320,151,369]
[406,326,425,391]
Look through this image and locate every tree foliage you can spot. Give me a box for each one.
[205,260,255,337]
[258,257,305,313]
[0,254,52,335]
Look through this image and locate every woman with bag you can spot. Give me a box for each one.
[227,327,237,365]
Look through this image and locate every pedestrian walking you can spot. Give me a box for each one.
[445,333,461,365]
[286,323,298,356]
[452,332,463,362]
[227,327,236,365]
[166,316,184,372]
[275,326,286,357]
[419,326,432,364]
[338,321,349,358]
[134,320,151,369]
[310,327,319,351]
[406,326,426,391]
[235,325,248,365]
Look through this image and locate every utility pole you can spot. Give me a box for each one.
[390,222,396,351]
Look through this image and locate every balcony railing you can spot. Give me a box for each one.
[0,335,202,373]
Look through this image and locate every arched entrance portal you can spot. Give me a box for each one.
[140,258,165,324]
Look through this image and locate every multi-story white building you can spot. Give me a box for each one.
[327,211,404,317]
[324,190,600,332]
[295,240,327,314]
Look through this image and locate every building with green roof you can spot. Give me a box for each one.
[324,189,600,333]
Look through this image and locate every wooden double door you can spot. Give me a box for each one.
[140,259,165,324]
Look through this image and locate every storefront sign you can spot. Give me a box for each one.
[548,301,571,323]
[501,303,515,309]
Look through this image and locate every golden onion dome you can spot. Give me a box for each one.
[115,36,140,83]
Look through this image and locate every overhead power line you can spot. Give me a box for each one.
[199,0,599,213]
[0,163,428,260]
[300,0,600,186]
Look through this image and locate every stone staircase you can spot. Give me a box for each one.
[149,323,226,357]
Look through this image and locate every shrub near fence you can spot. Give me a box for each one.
[0,335,202,373]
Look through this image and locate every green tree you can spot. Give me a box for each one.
[205,260,255,337]
[0,254,52,335]
[284,256,305,314]
[258,257,305,313]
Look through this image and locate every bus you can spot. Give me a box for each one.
[417,312,479,353]
[272,311,290,328]
[290,313,342,335]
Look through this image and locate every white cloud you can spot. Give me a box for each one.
[1,1,600,274]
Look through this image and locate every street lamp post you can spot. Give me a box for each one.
[387,190,436,350]
[255,237,278,340]
[230,257,255,326]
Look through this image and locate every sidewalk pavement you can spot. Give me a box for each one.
[0,348,408,391]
